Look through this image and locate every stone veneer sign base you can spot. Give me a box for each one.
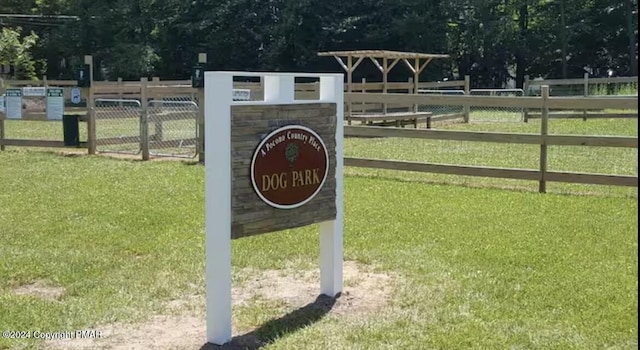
[204,72,344,346]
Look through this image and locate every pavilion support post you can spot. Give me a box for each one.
[361,77,366,117]
[347,55,353,125]
[382,57,388,115]
[413,58,420,113]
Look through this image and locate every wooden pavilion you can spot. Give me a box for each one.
[317,50,450,126]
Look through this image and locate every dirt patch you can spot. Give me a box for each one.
[46,261,396,350]
[232,260,394,316]
[13,280,65,301]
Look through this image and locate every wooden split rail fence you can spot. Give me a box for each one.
[343,86,638,192]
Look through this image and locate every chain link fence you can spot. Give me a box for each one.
[417,89,465,117]
[525,81,637,118]
[526,81,637,97]
[147,99,198,158]
[470,89,524,123]
[94,99,142,154]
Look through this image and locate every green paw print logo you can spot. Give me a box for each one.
[285,143,299,167]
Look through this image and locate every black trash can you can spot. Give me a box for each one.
[62,114,80,147]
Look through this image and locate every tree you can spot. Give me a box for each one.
[0,27,43,79]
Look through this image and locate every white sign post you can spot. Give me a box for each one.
[204,71,344,345]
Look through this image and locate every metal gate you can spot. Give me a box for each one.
[147,100,198,158]
[94,99,142,154]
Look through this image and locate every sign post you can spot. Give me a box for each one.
[204,71,344,345]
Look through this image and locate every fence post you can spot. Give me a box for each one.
[583,72,589,121]
[0,118,4,152]
[538,85,550,193]
[197,52,207,163]
[140,77,150,161]
[149,77,163,142]
[87,107,96,155]
[1,78,5,151]
[85,55,96,155]
[463,75,470,123]
[523,74,530,123]
[117,78,123,106]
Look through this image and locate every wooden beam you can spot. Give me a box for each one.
[343,157,638,187]
[545,171,638,187]
[346,92,545,109]
[332,56,348,72]
[545,135,638,148]
[345,157,541,181]
[369,57,384,72]
[0,139,88,148]
[382,57,388,114]
[352,56,365,72]
[539,86,549,193]
[347,92,636,110]
[402,58,416,74]
[547,97,637,110]
[387,58,401,72]
[526,113,638,119]
[345,125,542,144]
[417,58,434,74]
[345,122,637,148]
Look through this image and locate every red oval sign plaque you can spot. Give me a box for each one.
[251,125,329,209]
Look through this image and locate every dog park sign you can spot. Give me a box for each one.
[251,125,329,209]
[204,71,344,345]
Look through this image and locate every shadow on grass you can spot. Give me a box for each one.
[200,294,339,350]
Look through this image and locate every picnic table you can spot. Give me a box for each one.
[349,111,433,128]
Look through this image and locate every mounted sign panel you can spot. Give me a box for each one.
[46,88,64,120]
[204,71,344,346]
[77,64,91,87]
[230,103,337,238]
[70,87,82,104]
[192,65,204,88]
[22,87,46,97]
[250,125,329,209]
[5,88,23,119]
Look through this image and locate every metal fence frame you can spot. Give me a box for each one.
[147,99,199,158]
[94,98,142,155]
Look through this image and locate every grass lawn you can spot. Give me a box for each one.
[0,150,637,349]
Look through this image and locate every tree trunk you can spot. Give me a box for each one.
[560,0,568,78]
[515,1,529,88]
[626,0,637,76]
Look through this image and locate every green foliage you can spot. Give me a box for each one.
[0,27,43,79]
[100,43,159,80]
[3,0,638,82]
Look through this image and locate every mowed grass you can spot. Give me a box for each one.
[0,151,637,349]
